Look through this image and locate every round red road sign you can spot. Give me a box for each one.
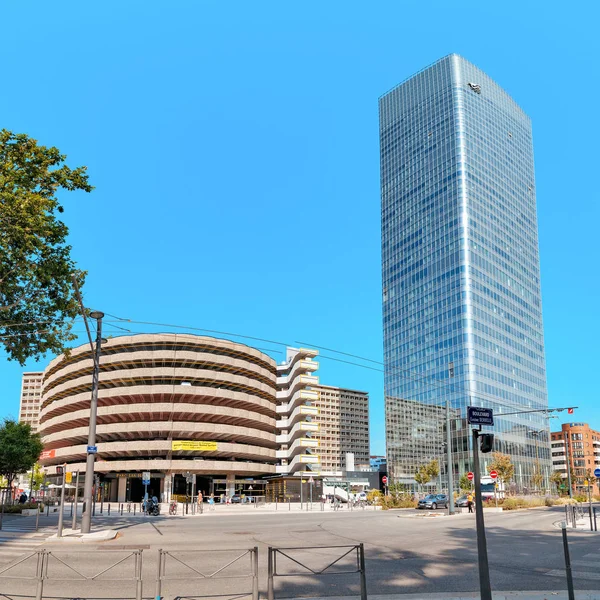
[489,470,498,480]
[467,472,474,481]
[382,476,388,484]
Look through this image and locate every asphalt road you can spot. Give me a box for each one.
[1,506,598,599]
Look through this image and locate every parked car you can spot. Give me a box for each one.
[417,494,449,510]
[455,495,469,508]
[229,494,243,504]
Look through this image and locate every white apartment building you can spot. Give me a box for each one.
[19,371,44,434]
[314,384,369,476]
[275,347,321,475]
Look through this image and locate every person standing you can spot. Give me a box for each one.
[197,491,203,513]
[467,492,474,513]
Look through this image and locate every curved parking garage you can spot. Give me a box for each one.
[38,334,278,502]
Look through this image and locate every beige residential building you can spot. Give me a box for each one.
[314,384,369,476]
[19,371,44,434]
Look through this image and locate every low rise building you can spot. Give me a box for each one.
[551,423,600,495]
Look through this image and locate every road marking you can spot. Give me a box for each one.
[546,569,600,581]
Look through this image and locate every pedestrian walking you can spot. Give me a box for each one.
[467,492,474,513]
[208,493,215,511]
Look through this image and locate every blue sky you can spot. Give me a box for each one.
[1,1,598,455]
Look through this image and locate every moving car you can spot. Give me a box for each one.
[417,494,449,510]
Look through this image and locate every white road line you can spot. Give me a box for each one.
[546,569,600,581]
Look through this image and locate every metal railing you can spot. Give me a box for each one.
[267,544,367,600]
[155,547,259,600]
[0,548,143,600]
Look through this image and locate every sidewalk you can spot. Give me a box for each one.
[288,593,600,600]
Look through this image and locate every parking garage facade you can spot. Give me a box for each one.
[38,334,278,502]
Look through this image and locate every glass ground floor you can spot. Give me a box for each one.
[98,473,268,503]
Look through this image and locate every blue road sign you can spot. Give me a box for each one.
[87,445,98,454]
[142,480,150,485]
[594,468,600,478]
[467,406,494,426]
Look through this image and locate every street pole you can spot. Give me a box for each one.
[472,427,492,600]
[72,471,80,531]
[446,399,454,515]
[565,436,573,499]
[57,466,67,538]
[300,477,303,510]
[81,311,104,534]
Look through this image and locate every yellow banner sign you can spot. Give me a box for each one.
[66,472,72,484]
[171,441,218,452]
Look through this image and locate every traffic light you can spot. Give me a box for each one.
[56,466,64,475]
[480,433,494,453]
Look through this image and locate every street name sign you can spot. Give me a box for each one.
[87,446,97,454]
[467,407,494,426]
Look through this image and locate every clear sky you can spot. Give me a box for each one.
[1,1,598,455]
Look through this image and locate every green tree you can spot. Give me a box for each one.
[550,470,564,494]
[488,452,515,491]
[531,463,544,492]
[427,459,440,481]
[0,420,43,490]
[31,463,45,492]
[0,130,92,364]
[458,473,473,493]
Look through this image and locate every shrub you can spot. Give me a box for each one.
[573,494,587,503]
[380,495,418,510]
[545,497,556,507]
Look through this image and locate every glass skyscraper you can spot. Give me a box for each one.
[380,54,550,491]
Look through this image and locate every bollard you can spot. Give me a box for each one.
[564,504,568,525]
[121,503,123,516]
[186,501,189,515]
[275,499,277,511]
[590,505,594,532]
[108,503,111,515]
[252,546,259,600]
[562,525,576,600]
[46,503,50,517]
[35,549,46,600]
[134,504,136,516]
[288,498,290,511]
[359,543,368,600]
[35,505,40,532]
[594,507,598,532]
[573,505,577,529]
[135,549,143,600]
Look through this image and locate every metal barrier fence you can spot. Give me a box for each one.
[267,544,367,600]
[155,547,259,600]
[0,548,143,600]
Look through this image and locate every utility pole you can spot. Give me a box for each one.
[472,427,492,600]
[80,311,104,534]
[57,465,67,538]
[565,435,573,499]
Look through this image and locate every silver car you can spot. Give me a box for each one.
[417,494,449,509]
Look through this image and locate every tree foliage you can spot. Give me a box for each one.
[0,130,92,364]
[458,473,473,492]
[414,459,440,488]
[550,470,564,492]
[531,463,544,491]
[0,419,43,488]
[488,452,515,486]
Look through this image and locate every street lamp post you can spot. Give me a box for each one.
[80,311,104,534]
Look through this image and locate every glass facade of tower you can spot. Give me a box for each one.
[380,54,550,491]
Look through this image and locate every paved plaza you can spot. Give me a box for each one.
[1,504,599,599]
